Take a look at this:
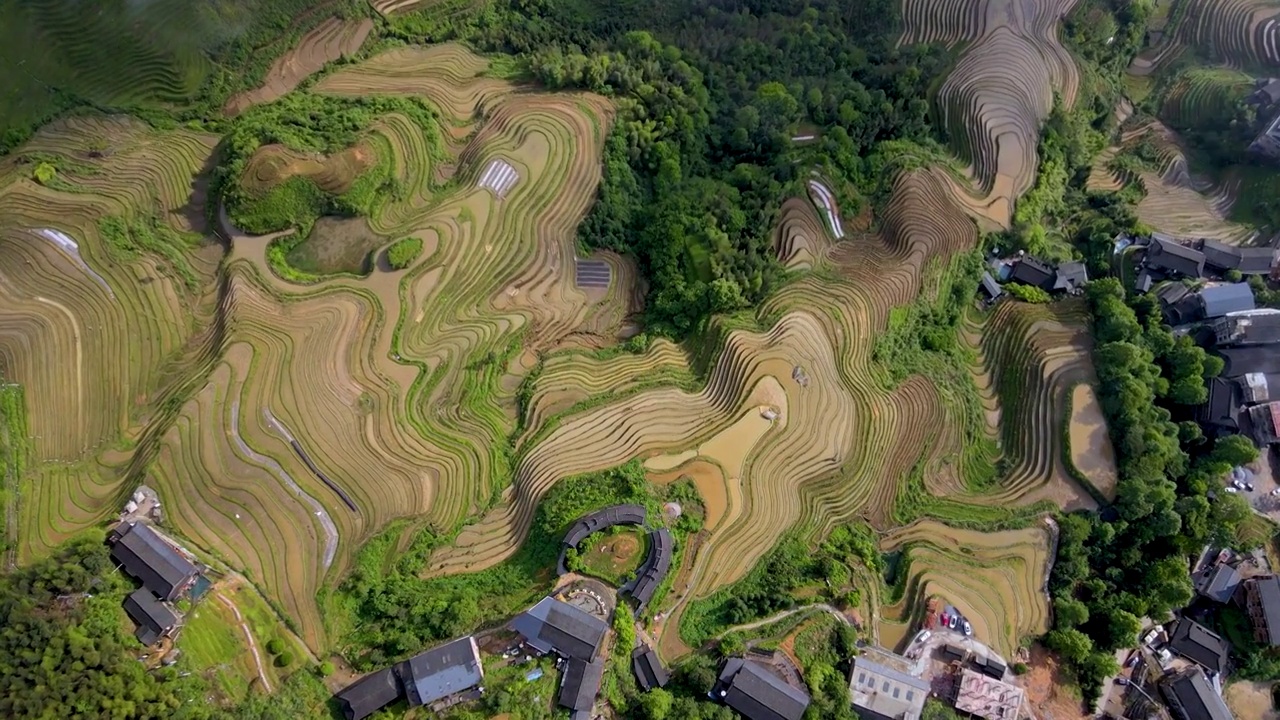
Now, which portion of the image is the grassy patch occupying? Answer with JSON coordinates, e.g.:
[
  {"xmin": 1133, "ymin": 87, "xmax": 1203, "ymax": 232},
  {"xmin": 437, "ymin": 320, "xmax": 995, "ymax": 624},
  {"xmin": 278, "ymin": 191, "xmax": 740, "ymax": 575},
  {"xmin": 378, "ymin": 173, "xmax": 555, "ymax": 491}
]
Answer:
[
  {"xmin": 97, "ymin": 214, "xmax": 201, "ymax": 291},
  {"xmin": 0, "ymin": 381, "xmax": 29, "ymax": 556},
  {"xmin": 576, "ymin": 527, "xmax": 647, "ymax": 585},
  {"xmin": 181, "ymin": 599, "xmax": 253, "ymax": 702},
  {"xmin": 286, "ymin": 216, "xmax": 384, "ymax": 276},
  {"xmin": 386, "ymin": 236, "xmax": 424, "ymax": 270}
]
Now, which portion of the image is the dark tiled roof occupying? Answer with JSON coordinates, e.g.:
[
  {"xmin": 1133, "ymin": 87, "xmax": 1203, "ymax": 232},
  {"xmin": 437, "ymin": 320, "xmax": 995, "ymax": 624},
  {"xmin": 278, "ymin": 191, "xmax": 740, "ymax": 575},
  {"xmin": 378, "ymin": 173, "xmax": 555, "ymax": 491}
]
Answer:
[
  {"xmin": 401, "ymin": 636, "xmax": 484, "ymax": 707},
  {"xmin": 1197, "ymin": 378, "xmax": 1242, "ymax": 430},
  {"xmin": 1194, "ymin": 563, "xmax": 1242, "ymax": 603},
  {"xmin": 1237, "ymin": 247, "xmax": 1276, "ymax": 274},
  {"xmin": 1253, "ymin": 576, "xmax": 1280, "ymax": 646},
  {"xmin": 1214, "ymin": 310, "xmax": 1280, "ymax": 346},
  {"xmin": 1168, "ymin": 618, "xmax": 1229, "ymax": 674},
  {"xmin": 1009, "ymin": 257, "xmax": 1055, "ymax": 290},
  {"xmin": 717, "ymin": 658, "xmax": 811, "ymax": 720},
  {"xmin": 1147, "ymin": 238, "xmax": 1206, "ymax": 278},
  {"xmin": 1053, "ymin": 261, "xmax": 1088, "ymax": 292},
  {"xmin": 1200, "ymin": 283, "xmax": 1256, "ymax": 318},
  {"xmin": 558, "ymin": 656, "xmax": 605, "ymax": 713},
  {"xmin": 1160, "ymin": 667, "xmax": 1233, "ymax": 720},
  {"xmin": 335, "ymin": 667, "xmax": 403, "ymax": 720},
  {"xmin": 110, "ymin": 522, "xmax": 198, "ymax": 601},
  {"xmin": 1155, "ymin": 281, "xmax": 1190, "ymax": 306},
  {"xmin": 512, "ymin": 596, "xmax": 608, "ymax": 661},
  {"xmin": 1199, "ymin": 239, "xmax": 1241, "ymax": 271},
  {"xmin": 1219, "ymin": 345, "xmax": 1280, "ymax": 376},
  {"xmin": 559, "ymin": 504, "xmax": 647, "ymax": 573},
  {"xmin": 122, "ymin": 588, "xmax": 177, "ymax": 646},
  {"xmin": 632, "ymin": 644, "xmax": 669, "ymax": 691},
  {"xmin": 630, "ymin": 527, "xmax": 673, "ymax": 607}
]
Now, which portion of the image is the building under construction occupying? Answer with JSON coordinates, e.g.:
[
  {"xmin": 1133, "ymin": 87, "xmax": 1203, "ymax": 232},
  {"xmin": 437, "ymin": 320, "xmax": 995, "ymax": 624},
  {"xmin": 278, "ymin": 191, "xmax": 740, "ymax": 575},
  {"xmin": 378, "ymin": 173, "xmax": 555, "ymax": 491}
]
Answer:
[{"xmin": 953, "ymin": 668, "xmax": 1025, "ymax": 720}]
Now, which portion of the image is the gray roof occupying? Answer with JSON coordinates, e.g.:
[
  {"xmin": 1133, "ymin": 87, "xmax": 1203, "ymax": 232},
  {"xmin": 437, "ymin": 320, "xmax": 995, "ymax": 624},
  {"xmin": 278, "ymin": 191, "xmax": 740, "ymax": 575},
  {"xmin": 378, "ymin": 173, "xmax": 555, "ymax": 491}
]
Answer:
[
  {"xmin": 632, "ymin": 644, "xmax": 669, "ymax": 691},
  {"xmin": 630, "ymin": 527, "xmax": 673, "ymax": 607},
  {"xmin": 1214, "ymin": 310, "xmax": 1280, "ymax": 346},
  {"xmin": 402, "ymin": 636, "xmax": 484, "ymax": 707},
  {"xmin": 980, "ymin": 272, "xmax": 1003, "ymax": 299},
  {"xmin": 335, "ymin": 667, "xmax": 403, "ymax": 720},
  {"xmin": 110, "ymin": 522, "xmax": 198, "ymax": 601},
  {"xmin": 1203, "ymin": 239, "xmax": 1277, "ymax": 274},
  {"xmin": 559, "ymin": 656, "xmax": 605, "ymax": 713},
  {"xmin": 122, "ymin": 588, "xmax": 178, "ymax": 646},
  {"xmin": 559, "ymin": 504, "xmax": 647, "ymax": 573},
  {"xmin": 1194, "ymin": 563, "xmax": 1242, "ymax": 603},
  {"xmin": 1168, "ymin": 618, "xmax": 1229, "ymax": 674},
  {"xmin": 1147, "ymin": 238, "xmax": 1206, "ymax": 278},
  {"xmin": 1200, "ymin": 283, "xmax": 1256, "ymax": 319},
  {"xmin": 850, "ymin": 658, "xmax": 929, "ymax": 720},
  {"xmin": 1196, "ymin": 378, "xmax": 1242, "ymax": 430},
  {"xmin": 717, "ymin": 658, "xmax": 811, "ymax": 720},
  {"xmin": 1156, "ymin": 281, "xmax": 1191, "ymax": 306},
  {"xmin": 1253, "ymin": 575, "xmax": 1280, "ymax": 646},
  {"xmin": 1010, "ymin": 257, "xmax": 1055, "ymax": 289},
  {"xmin": 1053, "ymin": 261, "xmax": 1088, "ymax": 292},
  {"xmin": 1160, "ymin": 667, "xmax": 1233, "ymax": 720},
  {"xmin": 512, "ymin": 596, "xmax": 608, "ymax": 661},
  {"xmin": 1218, "ymin": 345, "xmax": 1280, "ymax": 376}
]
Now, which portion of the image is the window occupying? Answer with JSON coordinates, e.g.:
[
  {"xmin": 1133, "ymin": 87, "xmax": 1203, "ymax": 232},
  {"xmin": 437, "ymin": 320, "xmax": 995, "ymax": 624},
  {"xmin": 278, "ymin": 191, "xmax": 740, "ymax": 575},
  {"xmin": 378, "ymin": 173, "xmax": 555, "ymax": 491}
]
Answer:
[
  {"xmin": 882, "ymin": 681, "xmax": 890, "ymax": 693},
  {"xmin": 892, "ymin": 687, "xmax": 901, "ymax": 699},
  {"xmin": 906, "ymin": 691, "xmax": 915, "ymax": 702},
  {"xmin": 857, "ymin": 672, "xmax": 866, "ymax": 686}
]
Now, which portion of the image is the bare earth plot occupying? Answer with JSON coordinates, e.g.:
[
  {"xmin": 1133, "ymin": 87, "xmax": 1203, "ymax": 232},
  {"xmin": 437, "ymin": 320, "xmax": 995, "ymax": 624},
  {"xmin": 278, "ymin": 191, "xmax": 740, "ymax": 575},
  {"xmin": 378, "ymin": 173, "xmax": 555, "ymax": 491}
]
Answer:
[{"xmin": 1068, "ymin": 384, "xmax": 1118, "ymax": 502}]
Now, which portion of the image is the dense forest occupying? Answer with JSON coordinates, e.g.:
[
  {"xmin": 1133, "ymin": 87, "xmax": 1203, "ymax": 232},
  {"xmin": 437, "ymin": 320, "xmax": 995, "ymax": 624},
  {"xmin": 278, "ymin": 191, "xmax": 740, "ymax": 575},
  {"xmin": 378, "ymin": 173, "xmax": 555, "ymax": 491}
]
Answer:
[{"xmin": 391, "ymin": 0, "xmax": 944, "ymax": 335}]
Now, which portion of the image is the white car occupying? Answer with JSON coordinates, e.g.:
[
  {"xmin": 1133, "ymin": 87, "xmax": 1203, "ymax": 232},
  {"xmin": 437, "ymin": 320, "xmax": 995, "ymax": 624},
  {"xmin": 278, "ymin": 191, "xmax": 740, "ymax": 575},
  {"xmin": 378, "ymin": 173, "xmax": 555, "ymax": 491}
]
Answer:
[
  {"xmin": 963, "ymin": 621, "xmax": 972, "ymax": 636},
  {"xmin": 1225, "ymin": 487, "xmax": 1239, "ymax": 493}
]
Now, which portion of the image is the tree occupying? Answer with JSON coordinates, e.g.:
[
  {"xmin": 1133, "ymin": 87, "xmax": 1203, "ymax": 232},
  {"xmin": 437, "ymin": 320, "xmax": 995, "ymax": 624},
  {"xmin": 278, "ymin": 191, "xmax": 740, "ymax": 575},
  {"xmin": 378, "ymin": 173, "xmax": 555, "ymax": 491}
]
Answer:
[
  {"xmin": 386, "ymin": 237, "xmax": 424, "ymax": 270},
  {"xmin": 274, "ymin": 651, "xmax": 294, "ymax": 668},
  {"xmin": 640, "ymin": 688, "xmax": 675, "ymax": 719},
  {"xmin": 1054, "ymin": 597, "xmax": 1090, "ymax": 628},
  {"xmin": 266, "ymin": 638, "xmax": 285, "ymax": 655},
  {"xmin": 1211, "ymin": 435, "xmax": 1259, "ymax": 468},
  {"xmin": 1045, "ymin": 627, "xmax": 1093, "ymax": 663}
]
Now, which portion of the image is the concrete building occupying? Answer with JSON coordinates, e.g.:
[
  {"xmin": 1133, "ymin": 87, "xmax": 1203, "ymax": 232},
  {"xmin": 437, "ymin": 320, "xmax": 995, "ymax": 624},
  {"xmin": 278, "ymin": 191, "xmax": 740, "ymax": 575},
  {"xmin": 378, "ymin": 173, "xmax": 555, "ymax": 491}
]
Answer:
[
  {"xmin": 848, "ymin": 657, "xmax": 929, "ymax": 720},
  {"xmin": 953, "ymin": 668, "xmax": 1025, "ymax": 720}
]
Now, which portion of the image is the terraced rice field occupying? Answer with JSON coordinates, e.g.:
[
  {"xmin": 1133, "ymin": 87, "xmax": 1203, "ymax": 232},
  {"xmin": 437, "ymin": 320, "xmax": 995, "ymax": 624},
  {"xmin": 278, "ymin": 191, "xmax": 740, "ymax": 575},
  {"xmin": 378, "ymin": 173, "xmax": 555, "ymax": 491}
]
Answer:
[
  {"xmin": 878, "ymin": 519, "xmax": 1052, "ymax": 657},
  {"xmin": 1088, "ymin": 120, "xmax": 1256, "ymax": 242},
  {"xmin": 1132, "ymin": 0, "xmax": 1280, "ymax": 74},
  {"xmin": 1067, "ymin": 385, "xmax": 1117, "ymax": 501},
  {"xmin": 2, "ymin": 31, "xmax": 1100, "ymax": 659},
  {"xmin": 900, "ymin": 0, "xmax": 1080, "ymax": 224},
  {"xmin": 225, "ymin": 18, "xmax": 374, "ymax": 115}
]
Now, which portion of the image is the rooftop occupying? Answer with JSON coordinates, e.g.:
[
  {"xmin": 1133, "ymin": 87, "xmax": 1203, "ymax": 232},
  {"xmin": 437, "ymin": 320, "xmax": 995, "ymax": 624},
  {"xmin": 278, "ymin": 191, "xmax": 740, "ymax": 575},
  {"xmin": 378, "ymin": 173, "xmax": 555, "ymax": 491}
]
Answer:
[
  {"xmin": 1147, "ymin": 238, "xmax": 1206, "ymax": 278},
  {"xmin": 849, "ymin": 657, "xmax": 929, "ymax": 720},
  {"xmin": 953, "ymin": 668, "xmax": 1025, "ymax": 720},
  {"xmin": 1167, "ymin": 618, "xmax": 1230, "ymax": 674},
  {"xmin": 1053, "ymin": 261, "xmax": 1089, "ymax": 292},
  {"xmin": 1194, "ymin": 563, "xmax": 1242, "ymax": 604},
  {"xmin": 1249, "ymin": 575, "xmax": 1280, "ymax": 646},
  {"xmin": 716, "ymin": 658, "xmax": 811, "ymax": 720},
  {"xmin": 109, "ymin": 522, "xmax": 199, "ymax": 601},
  {"xmin": 1160, "ymin": 666, "xmax": 1233, "ymax": 720},
  {"xmin": 559, "ymin": 656, "xmax": 606, "ymax": 714},
  {"xmin": 122, "ymin": 588, "xmax": 178, "ymax": 646},
  {"xmin": 335, "ymin": 667, "xmax": 403, "ymax": 720},
  {"xmin": 1213, "ymin": 309, "xmax": 1280, "ymax": 347},
  {"xmin": 1200, "ymin": 283, "xmax": 1256, "ymax": 319},
  {"xmin": 632, "ymin": 644, "xmax": 669, "ymax": 691},
  {"xmin": 401, "ymin": 636, "xmax": 484, "ymax": 707},
  {"xmin": 511, "ymin": 596, "xmax": 609, "ymax": 661},
  {"xmin": 629, "ymin": 527, "xmax": 673, "ymax": 607},
  {"xmin": 1009, "ymin": 256, "xmax": 1055, "ymax": 290},
  {"xmin": 559, "ymin": 504, "xmax": 647, "ymax": 573}
]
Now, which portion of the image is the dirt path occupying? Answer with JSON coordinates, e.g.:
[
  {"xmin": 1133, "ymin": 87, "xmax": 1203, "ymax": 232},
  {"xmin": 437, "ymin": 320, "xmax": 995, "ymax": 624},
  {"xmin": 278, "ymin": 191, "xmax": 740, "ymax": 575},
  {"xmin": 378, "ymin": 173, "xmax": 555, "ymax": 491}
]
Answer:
[
  {"xmin": 216, "ymin": 590, "xmax": 272, "ymax": 693},
  {"xmin": 717, "ymin": 603, "xmax": 853, "ymax": 638}
]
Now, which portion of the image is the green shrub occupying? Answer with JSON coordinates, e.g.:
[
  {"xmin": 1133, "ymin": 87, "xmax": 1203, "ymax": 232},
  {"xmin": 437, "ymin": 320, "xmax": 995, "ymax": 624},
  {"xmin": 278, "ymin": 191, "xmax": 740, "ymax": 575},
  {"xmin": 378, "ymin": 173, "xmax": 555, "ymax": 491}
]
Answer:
[
  {"xmin": 387, "ymin": 237, "xmax": 424, "ymax": 269},
  {"xmin": 274, "ymin": 651, "xmax": 294, "ymax": 668},
  {"xmin": 319, "ymin": 661, "xmax": 335, "ymax": 676},
  {"xmin": 265, "ymin": 638, "xmax": 285, "ymax": 655},
  {"xmin": 1004, "ymin": 283, "xmax": 1051, "ymax": 304},
  {"xmin": 1012, "ymin": 662, "xmax": 1028, "ymax": 675},
  {"xmin": 33, "ymin": 163, "xmax": 56, "ymax": 185}
]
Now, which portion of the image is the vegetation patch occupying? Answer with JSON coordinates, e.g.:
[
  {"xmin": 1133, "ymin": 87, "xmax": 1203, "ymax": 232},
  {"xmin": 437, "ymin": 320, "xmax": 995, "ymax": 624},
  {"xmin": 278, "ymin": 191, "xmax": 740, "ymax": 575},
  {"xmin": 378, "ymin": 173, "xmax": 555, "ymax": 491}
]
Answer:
[{"xmin": 386, "ymin": 236, "xmax": 425, "ymax": 270}]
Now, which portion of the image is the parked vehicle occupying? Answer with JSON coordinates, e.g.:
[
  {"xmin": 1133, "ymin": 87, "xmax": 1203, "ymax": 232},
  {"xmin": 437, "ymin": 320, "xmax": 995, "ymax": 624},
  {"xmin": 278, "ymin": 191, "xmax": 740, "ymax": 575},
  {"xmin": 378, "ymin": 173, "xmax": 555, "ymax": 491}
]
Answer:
[
  {"xmin": 948, "ymin": 615, "xmax": 958, "ymax": 630},
  {"xmin": 1245, "ymin": 483, "xmax": 1255, "ymax": 492},
  {"xmin": 1116, "ymin": 678, "xmax": 1129, "ymax": 686},
  {"xmin": 1226, "ymin": 487, "xmax": 1239, "ymax": 493},
  {"xmin": 963, "ymin": 621, "xmax": 972, "ymax": 636},
  {"xmin": 940, "ymin": 613, "xmax": 949, "ymax": 627}
]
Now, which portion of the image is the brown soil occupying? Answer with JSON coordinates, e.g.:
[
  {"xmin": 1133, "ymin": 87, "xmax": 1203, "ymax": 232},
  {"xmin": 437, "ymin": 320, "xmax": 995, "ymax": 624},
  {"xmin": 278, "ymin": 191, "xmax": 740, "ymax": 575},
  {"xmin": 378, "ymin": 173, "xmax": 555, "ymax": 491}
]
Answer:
[
  {"xmin": 225, "ymin": 19, "xmax": 374, "ymax": 115},
  {"xmin": 1225, "ymin": 680, "xmax": 1279, "ymax": 720},
  {"xmin": 1067, "ymin": 384, "xmax": 1118, "ymax": 500},
  {"xmin": 1021, "ymin": 645, "xmax": 1089, "ymax": 720},
  {"xmin": 648, "ymin": 460, "xmax": 729, "ymax": 530}
]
